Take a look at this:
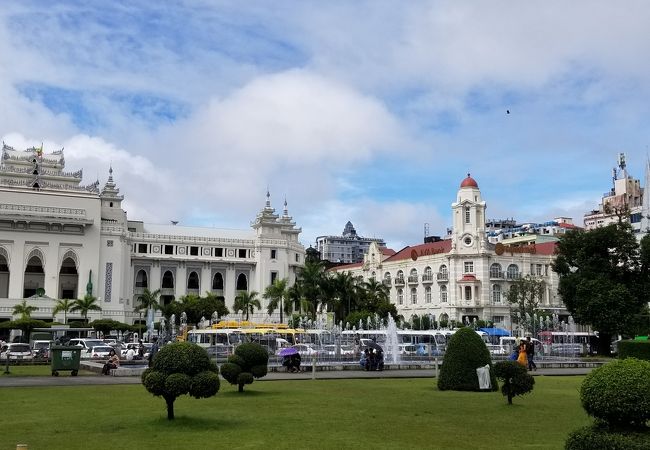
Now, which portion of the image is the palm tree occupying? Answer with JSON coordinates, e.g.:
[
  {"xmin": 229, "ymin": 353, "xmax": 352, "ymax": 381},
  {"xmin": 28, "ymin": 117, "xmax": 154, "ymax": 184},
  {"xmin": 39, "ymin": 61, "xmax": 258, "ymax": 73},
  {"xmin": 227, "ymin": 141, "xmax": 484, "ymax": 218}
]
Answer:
[
  {"xmin": 135, "ymin": 288, "xmax": 161, "ymax": 313},
  {"xmin": 361, "ymin": 278, "xmax": 390, "ymax": 311},
  {"xmin": 71, "ymin": 294, "xmax": 102, "ymax": 323},
  {"xmin": 52, "ymin": 298, "xmax": 74, "ymax": 324},
  {"xmin": 330, "ymin": 271, "xmax": 361, "ymax": 321},
  {"xmin": 13, "ymin": 299, "xmax": 37, "ymax": 320},
  {"xmin": 263, "ymin": 278, "xmax": 289, "ymax": 323},
  {"xmin": 296, "ymin": 260, "xmax": 327, "ymax": 319},
  {"xmin": 233, "ymin": 291, "xmax": 261, "ymax": 321}
]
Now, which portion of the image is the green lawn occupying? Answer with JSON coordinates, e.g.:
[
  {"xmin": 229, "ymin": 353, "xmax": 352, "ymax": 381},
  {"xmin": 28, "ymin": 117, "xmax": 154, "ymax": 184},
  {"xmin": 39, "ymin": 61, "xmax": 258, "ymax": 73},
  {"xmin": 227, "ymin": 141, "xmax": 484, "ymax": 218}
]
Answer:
[
  {"xmin": 1, "ymin": 364, "xmax": 94, "ymax": 377},
  {"xmin": 1, "ymin": 377, "xmax": 589, "ymax": 450}
]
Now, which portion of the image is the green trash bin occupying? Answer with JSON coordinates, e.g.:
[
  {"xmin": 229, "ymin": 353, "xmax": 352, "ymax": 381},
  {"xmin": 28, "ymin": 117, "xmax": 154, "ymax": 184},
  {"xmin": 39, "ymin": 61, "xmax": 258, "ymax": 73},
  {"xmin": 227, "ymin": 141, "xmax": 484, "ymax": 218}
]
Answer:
[{"xmin": 50, "ymin": 346, "xmax": 82, "ymax": 376}]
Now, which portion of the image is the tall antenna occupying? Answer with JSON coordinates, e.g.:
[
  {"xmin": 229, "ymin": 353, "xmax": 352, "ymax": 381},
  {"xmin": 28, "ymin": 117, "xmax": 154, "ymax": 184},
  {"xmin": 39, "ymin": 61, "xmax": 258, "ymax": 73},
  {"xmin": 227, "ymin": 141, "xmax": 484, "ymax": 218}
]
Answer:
[{"xmin": 424, "ymin": 222, "xmax": 430, "ymax": 239}]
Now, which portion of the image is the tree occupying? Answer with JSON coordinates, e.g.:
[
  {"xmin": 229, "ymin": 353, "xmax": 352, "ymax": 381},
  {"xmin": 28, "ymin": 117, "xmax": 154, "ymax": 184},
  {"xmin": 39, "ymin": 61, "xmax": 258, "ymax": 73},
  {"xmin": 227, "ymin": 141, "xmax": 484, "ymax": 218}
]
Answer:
[
  {"xmin": 13, "ymin": 299, "xmax": 37, "ymax": 320},
  {"xmin": 135, "ymin": 288, "xmax": 161, "ymax": 314},
  {"xmin": 220, "ymin": 342, "xmax": 269, "ymax": 392},
  {"xmin": 0, "ymin": 319, "xmax": 50, "ymax": 343},
  {"xmin": 52, "ymin": 298, "xmax": 74, "ymax": 324},
  {"xmin": 359, "ymin": 278, "xmax": 390, "ymax": 312},
  {"xmin": 233, "ymin": 291, "xmax": 261, "ymax": 321},
  {"xmin": 493, "ymin": 361, "xmax": 535, "ymax": 404},
  {"xmin": 141, "ymin": 342, "xmax": 220, "ymax": 420},
  {"xmin": 70, "ymin": 294, "xmax": 102, "ymax": 322},
  {"xmin": 90, "ymin": 319, "xmax": 129, "ymax": 338},
  {"xmin": 505, "ymin": 276, "xmax": 545, "ymax": 333},
  {"xmin": 553, "ymin": 224, "xmax": 650, "ymax": 354},
  {"xmin": 295, "ymin": 260, "xmax": 326, "ymax": 320},
  {"xmin": 263, "ymin": 278, "xmax": 289, "ymax": 323}
]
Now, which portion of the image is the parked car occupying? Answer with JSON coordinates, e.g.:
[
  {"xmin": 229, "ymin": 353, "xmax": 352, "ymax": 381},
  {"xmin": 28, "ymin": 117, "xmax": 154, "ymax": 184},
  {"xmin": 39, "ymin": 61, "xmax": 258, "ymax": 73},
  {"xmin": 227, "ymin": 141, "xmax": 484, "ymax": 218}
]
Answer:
[
  {"xmin": 68, "ymin": 339, "xmax": 105, "ymax": 351},
  {"xmin": 86, "ymin": 345, "xmax": 115, "ymax": 359},
  {"xmin": 206, "ymin": 344, "xmax": 231, "ymax": 358},
  {"xmin": 291, "ymin": 344, "xmax": 322, "ymax": 357},
  {"xmin": 321, "ymin": 344, "xmax": 355, "ymax": 356},
  {"xmin": 31, "ymin": 340, "xmax": 51, "ymax": 358},
  {"xmin": 121, "ymin": 342, "xmax": 151, "ymax": 359},
  {"xmin": 0, "ymin": 343, "xmax": 34, "ymax": 361}
]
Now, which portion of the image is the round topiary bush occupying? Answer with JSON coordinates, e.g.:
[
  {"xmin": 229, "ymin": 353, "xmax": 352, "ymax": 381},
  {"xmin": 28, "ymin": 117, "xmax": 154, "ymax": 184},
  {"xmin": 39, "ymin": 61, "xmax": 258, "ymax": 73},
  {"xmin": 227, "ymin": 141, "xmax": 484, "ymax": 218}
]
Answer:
[
  {"xmin": 220, "ymin": 342, "xmax": 269, "ymax": 392},
  {"xmin": 494, "ymin": 360, "xmax": 535, "ymax": 404},
  {"xmin": 141, "ymin": 341, "xmax": 220, "ymax": 420},
  {"xmin": 580, "ymin": 358, "xmax": 650, "ymax": 428},
  {"xmin": 437, "ymin": 327, "xmax": 498, "ymax": 391},
  {"xmin": 566, "ymin": 425, "xmax": 650, "ymax": 450}
]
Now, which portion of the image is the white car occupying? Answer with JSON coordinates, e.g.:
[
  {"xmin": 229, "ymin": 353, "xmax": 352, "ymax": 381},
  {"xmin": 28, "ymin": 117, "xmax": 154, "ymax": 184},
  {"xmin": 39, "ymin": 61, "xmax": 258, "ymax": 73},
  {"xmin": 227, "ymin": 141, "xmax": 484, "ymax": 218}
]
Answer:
[
  {"xmin": 291, "ymin": 344, "xmax": 321, "ymax": 357},
  {"xmin": 0, "ymin": 343, "xmax": 34, "ymax": 361},
  {"xmin": 86, "ymin": 345, "xmax": 115, "ymax": 359},
  {"xmin": 68, "ymin": 339, "xmax": 105, "ymax": 351}
]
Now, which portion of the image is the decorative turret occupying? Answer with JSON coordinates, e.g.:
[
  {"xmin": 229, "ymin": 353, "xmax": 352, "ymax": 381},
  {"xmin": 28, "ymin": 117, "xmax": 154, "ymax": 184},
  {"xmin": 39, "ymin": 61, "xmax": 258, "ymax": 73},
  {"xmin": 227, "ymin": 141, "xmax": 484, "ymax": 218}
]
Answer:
[
  {"xmin": 100, "ymin": 166, "xmax": 127, "ymax": 225},
  {"xmin": 100, "ymin": 166, "xmax": 124, "ymax": 203},
  {"xmin": 450, "ymin": 173, "xmax": 487, "ymax": 254}
]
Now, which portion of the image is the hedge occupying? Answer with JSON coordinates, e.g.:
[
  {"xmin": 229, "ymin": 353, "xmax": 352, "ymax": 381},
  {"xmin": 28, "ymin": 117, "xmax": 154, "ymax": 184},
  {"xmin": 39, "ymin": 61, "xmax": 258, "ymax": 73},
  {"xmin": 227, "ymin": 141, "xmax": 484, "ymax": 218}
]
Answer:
[
  {"xmin": 566, "ymin": 425, "xmax": 650, "ymax": 450},
  {"xmin": 617, "ymin": 340, "xmax": 650, "ymax": 361}
]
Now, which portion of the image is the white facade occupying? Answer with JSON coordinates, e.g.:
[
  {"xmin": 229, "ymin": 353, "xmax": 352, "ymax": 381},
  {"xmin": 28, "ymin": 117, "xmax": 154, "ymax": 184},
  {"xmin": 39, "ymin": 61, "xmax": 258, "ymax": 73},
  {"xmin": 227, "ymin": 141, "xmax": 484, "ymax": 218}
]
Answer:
[
  {"xmin": 0, "ymin": 144, "xmax": 305, "ymax": 325},
  {"xmin": 332, "ymin": 175, "xmax": 566, "ymax": 328}
]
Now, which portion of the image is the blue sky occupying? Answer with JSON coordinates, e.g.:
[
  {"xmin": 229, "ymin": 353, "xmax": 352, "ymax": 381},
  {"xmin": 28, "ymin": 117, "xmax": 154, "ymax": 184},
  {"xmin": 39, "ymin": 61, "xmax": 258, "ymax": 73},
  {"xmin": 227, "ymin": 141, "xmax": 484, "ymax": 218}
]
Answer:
[{"xmin": 1, "ymin": 1, "xmax": 649, "ymax": 249}]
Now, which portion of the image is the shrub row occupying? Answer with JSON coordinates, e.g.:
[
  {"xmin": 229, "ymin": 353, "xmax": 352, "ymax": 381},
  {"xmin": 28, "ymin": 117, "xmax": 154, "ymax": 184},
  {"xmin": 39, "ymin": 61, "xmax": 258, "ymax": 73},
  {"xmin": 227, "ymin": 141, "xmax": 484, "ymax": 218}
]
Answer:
[
  {"xmin": 566, "ymin": 425, "xmax": 650, "ymax": 450},
  {"xmin": 617, "ymin": 340, "xmax": 650, "ymax": 361}
]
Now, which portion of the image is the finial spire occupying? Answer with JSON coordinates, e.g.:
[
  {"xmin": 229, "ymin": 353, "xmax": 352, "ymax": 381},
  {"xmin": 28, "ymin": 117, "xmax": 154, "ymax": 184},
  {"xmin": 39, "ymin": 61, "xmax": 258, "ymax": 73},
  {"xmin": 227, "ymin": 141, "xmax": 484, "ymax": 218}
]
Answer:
[
  {"xmin": 283, "ymin": 197, "xmax": 288, "ymax": 216},
  {"xmin": 265, "ymin": 188, "xmax": 271, "ymax": 208}
]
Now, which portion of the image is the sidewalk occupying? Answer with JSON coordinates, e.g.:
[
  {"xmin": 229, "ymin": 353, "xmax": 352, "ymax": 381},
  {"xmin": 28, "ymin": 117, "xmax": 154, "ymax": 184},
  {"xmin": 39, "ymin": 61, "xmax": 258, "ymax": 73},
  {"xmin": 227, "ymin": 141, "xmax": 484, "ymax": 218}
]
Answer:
[{"xmin": 0, "ymin": 367, "xmax": 593, "ymax": 388}]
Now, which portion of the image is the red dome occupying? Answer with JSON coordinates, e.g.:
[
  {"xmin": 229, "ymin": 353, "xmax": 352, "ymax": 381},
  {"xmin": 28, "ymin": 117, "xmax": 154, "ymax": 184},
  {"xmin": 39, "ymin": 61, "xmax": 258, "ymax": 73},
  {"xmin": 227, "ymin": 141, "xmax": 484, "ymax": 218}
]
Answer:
[{"xmin": 460, "ymin": 173, "xmax": 478, "ymax": 188}]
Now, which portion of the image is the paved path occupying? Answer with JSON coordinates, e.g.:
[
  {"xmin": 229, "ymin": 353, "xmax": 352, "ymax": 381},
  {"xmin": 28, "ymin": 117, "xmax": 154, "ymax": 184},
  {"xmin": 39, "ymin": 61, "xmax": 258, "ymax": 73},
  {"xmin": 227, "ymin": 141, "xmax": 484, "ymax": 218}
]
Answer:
[{"xmin": 0, "ymin": 367, "xmax": 593, "ymax": 388}]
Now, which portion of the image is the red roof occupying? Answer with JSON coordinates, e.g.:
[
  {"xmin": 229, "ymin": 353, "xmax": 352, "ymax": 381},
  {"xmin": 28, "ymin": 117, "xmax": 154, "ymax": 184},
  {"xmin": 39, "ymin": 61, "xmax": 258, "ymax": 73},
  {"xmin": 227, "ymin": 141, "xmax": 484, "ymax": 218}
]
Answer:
[
  {"xmin": 384, "ymin": 240, "xmax": 452, "ymax": 262},
  {"xmin": 326, "ymin": 262, "xmax": 363, "ymax": 272},
  {"xmin": 381, "ymin": 248, "xmax": 396, "ymax": 256},
  {"xmin": 460, "ymin": 174, "xmax": 478, "ymax": 188},
  {"xmin": 534, "ymin": 241, "xmax": 557, "ymax": 255},
  {"xmin": 558, "ymin": 222, "xmax": 580, "ymax": 229},
  {"xmin": 459, "ymin": 274, "xmax": 477, "ymax": 282}
]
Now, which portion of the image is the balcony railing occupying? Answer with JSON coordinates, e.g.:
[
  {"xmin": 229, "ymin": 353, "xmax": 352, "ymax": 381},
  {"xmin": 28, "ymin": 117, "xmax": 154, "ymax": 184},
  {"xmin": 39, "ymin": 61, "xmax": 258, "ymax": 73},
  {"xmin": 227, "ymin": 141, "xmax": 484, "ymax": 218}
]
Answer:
[
  {"xmin": 506, "ymin": 273, "xmax": 521, "ymax": 280},
  {"xmin": 421, "ymin": 274, "xmax": 433, "ymax": 283},
  {"xmin": 437, "ymin": 272, "xmax": 449, "ymax": 281},
  {"xmin": 489, "ymin": 270, "xmax": 504, "ymax": 279},
  {"xmin": 394, "ymin": 277, "xmax": 405, "ymax": 286},
  {"xmin": 407, "ymin": 276, "xmax": 419, "ymax": 284},
  {"xmin": 382, "ymin": 279, "xmax": 391, "ymax": 286}
]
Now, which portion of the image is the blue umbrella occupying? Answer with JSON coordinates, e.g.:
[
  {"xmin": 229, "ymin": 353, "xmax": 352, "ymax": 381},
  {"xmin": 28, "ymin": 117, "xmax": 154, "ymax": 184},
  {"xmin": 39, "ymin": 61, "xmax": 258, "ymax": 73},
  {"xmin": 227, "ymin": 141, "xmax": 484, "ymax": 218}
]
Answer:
[{"xmin": 279, "ymin": 347, "xmax": 299, "ymax": 356}]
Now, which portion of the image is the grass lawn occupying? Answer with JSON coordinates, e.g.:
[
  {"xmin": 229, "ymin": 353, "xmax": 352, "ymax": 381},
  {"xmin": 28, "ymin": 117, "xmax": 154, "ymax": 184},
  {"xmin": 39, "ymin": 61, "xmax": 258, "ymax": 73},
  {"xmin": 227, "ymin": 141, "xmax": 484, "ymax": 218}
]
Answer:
[
  {"xmin": 1, "ymin": 364, "xmax": 94, "ymax": 377},
  {"xmin": 0, "ymin": 376, "xmax": 589, "ymax": 450}
]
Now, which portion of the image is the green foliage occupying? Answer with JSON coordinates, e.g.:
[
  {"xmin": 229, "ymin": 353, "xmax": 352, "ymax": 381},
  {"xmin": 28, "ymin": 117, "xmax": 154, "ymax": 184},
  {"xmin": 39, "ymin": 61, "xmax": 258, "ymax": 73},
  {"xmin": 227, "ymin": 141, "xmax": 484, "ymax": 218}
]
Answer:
[
  {"xmin": 233, "ymin": 291, "xmax": 261, "ymax": 321},
  {"xmin": 553, "ymin": 224, "xmax": 650, "ymax": 352},
  {"xmin": 220, "ymin": 343, "xmax": 269, "ymax": 392},
  {"xmin": 566, "ymin": 425, "xmax": 650, "ymax": 450},
  {"xmin": 494, "ymin": 361, "xmax": 535, "ymax": 404},
  {"xmin": 506, "ymin": 276, "xmax": 545, "ymax": 332},
  {"xmin": 617, "ymin": 340, "xmax": 650, "ymax": 361},
  {"xmin": 264, "ymin": 278, "xmax": 290, "ymax": 321},
  {"xmin": 90, "ymin": 319, "xmax": 130, "ymax": 336},
  {"xmin": 141, "ymin": 341, "xmax": 219, "ymax": 419},
  {"xmin": 159, "ymin": 293, "xmax": 229, "ymax": 327},
  {"xmin": 437, "ymin": 327, "xmax": 497, "ymax": 391},
  {"xmin": 70, "ymin": 294, "xmax": 102, "ymax": 320},
  {"xmin": 0, "ymin": 319, "xmax": 50, "ymax": 342},
  {"xmin": 12, "ymin": 299, "xmax": 37, "ymax": 320},
  {"xmin": 580, "ymin": 358, "xmax": 650, "ymax": 428}
]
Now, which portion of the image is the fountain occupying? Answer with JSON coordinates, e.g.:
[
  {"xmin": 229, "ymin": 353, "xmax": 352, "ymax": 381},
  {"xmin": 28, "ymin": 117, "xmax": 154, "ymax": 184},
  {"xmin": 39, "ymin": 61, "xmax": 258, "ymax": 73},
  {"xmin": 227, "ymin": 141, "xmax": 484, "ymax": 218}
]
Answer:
[
  {"xmin": 170, "ymin": 314, "xmax": 177, "ymax": 340},
  {"xmin": 384, "ymin": 314, "xmax": 401, "ymax": 365}
]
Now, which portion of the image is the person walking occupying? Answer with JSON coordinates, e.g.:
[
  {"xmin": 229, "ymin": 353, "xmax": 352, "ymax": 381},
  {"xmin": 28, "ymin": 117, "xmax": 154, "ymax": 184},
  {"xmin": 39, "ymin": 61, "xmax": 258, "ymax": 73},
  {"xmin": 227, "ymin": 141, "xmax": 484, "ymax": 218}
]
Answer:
[
  {"xmin": 525, "ymin": 336, "xmax": 537, "ymax": 371},
  {"xmin": 148, "ymin": 337, "xmax": 159, "ymax": 367},
  {"xmin": 516, "ymin": 340, "xmax": 528, "ymax": 368}
]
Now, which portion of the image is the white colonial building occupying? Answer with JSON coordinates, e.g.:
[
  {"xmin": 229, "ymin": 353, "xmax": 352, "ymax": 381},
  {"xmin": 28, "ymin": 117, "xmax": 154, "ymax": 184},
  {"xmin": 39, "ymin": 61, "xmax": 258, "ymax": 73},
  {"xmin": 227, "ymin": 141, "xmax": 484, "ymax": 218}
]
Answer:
[
  {"xmin": 331, "ymin": 175, "xmax": 567, "ymax": 329},
  {"xmin": 0, "ymin": 143, "xmax": 305, "ymax": 327}
]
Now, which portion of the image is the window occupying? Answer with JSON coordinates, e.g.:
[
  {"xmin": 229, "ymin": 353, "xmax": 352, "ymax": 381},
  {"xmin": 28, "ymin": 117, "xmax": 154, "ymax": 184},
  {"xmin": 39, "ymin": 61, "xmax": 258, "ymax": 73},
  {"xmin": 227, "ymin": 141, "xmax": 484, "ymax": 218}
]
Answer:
[
  {"xmin": 464, "ymin": 261, "xmax": 474, "ymax": 273},
  {"xmin": 489, "ymin": 263, "xmax": 502, "ymax": 278},
  {"xmin": 187, "ymin": 272, "xmax": 200, "ymax": 290},
  {"xmin": 106, "ymin": 240, "xmax": 113, "ymax": 247},
  {"xmin": 507, "ymin": 264, "xmax": 519, "ymax": 279},
  {"xmin": 212, "ymin": 272, "xmax": 224, "ymax": 290},
  {"xmin": 271, "ymin": 271, "xmax": 278, "ymax": 284},
  {"xmin": 464, "ymin": 286, "xmax": 472, "ymax": 301},
  {"xmin": 536, "ymin": 264, "xmax": 543, "ymax": 276},
  {"xmin": 137, "ymin": 244, "xmax": 147, "ymax": 253},
  {"xmin": 398, "ymin": 289, "xmax": 404, "ymax": 305},
  {"xmin": 425, "ymin": 286, "xmax": 432, "ymax": 303},
  {"xmin": 164, "ymin": 245, "xmax": 174, "ymax": 255},
  {"xmin": 135, "ymin": 270, "xmax": 148, "ymax": 288},
  {"xmin": 295, "ymin": 253, "xmax": 300, "ymax": 263},
  {"xmin": 440, "ymin": 285, "xmax": 447, "ymax": 303},
  {"xmin": 215, "ymin": 248, "xmax": 223, "ymax": 257},
  {"xmin": 190, "ymin": 246, "xmax": 199, "ymax": 256},
  {"xmin": 464, "ymin": 206, "xmax": 471, "ymax": 224},
  {"xmin": 492, "ymin": 284, "xmax": 501, "ymax": 303},
  {"xmin": 271, "ymin": 249, "xmax": 277, "ymax": 259},
  {"xmin": 411, "ymin": 288, "xmax": 417, "ymax": 304},
  {"xmin": 238, "ymin": 249, "xmax": 247, "ymax": 258}
]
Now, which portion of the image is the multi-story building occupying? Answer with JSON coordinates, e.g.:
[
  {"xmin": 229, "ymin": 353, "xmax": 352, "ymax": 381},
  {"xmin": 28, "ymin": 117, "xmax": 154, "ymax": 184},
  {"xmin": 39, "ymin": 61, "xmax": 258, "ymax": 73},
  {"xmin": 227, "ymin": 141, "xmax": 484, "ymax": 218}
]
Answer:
[
  {"xmin": 316, "ymin": 221, "xmax": 386, "ymax": 264},
  {"xmin": 330, "ymin": 175, "xmax": 567, "ymax": 329},
  {"xmin": 0, "ymin": 143, "xmax": 305, "ymax": 327},
  {"xmin": 584, "ymin": 153, "xmax": 645, "ymax": 235},
  {"xmin": 487, "ymin": 217, "xmax": 579, "ymax": 246}
]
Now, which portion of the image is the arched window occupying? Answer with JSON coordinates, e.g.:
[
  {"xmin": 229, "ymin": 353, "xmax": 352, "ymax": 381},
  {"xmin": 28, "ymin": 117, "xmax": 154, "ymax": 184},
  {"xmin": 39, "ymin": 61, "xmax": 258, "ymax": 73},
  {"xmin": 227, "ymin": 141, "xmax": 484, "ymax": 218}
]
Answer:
[
  {"xmin": 396, "ymin": 270, "xmax": 404, "ymax": 284},
  {"xmin": 464, "ymin": 206, "xmax": 471, "ymax": 224},
  {"xmin": 425, "ymin": 286, "xmax": 432, "ymax": 303},
  {"xmin": 507, "ymin": 264, "xmax": 519, "ymax": 280},
  {"xmin": 212, "ymin": 272, "xmax": 224, "ymax": 290},
  {"xmin": 410, "ymin": 288, "xmax": 417, "ymax": 304},
  {"xmin": 187, "ymin": 271, "xmax": 200, "ymax": 290},
  {"xmin": 408, "ymin": 268, "xmax": 418, "ymax": 283},
  {"xmin": 438, "ymin": 264, "xmax": 448, "ymax": 281},
  {"xmin": 489, "ymin": 263, "xmax": 502, "ymax": 278},
  {"xmin": 236, "ymin": 273, "xmax": 248, "ymax": 291},
  {"xmin": 397, "ymin": 288, "xmax": 403, "ymax": 305},
  {"xmin": 492, "ymin": 284, "xmax": 502, "ymax": 303},
  {"xmin": 58, "ymin": 257, "xmax": 78, "ymax": 299},
  {"xmin": 161, "ymin": 271, "xmax": 174, "ymax": 289},
  {"xmin": 24, "ymin": 253, "xmax": 45, "ymax": 298},
  {"xmin": 0, "ymin": 248, "xmax": 9, "ymax": 298},
  {"xmin": 383, "ymin": 272, "xmax": 391, "ymax": 286},
  {"xmin": 440, "ymin": 285, "xmax": 447, "ymax": 303},
  {"xmin": 135, "ymin": 270, "xmax": 148, "ymax": 288},
  {"xmin": 423, "ymin": 266, "xmax": 433, "ymax": 281}
]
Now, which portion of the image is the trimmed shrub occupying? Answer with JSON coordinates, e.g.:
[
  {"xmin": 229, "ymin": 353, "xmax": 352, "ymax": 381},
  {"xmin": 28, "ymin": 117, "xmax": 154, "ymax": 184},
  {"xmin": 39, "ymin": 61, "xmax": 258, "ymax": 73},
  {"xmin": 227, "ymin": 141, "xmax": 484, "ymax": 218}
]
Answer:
[
  {"xmin": 494, "ymin": 361, "xmax": 535, "ymax": 404},
  {"xmin": 220, "ymin": 342, "xmax": 269, "ymax": 393},
  {"xmin": 437, "ymin": 327, "xmax": 498, "ymax": 391},
  {"xmin": 566, "ymin": 425, "xmax": 650, "ymax": 450},
  {"xmin": 141, "ymin": 341, "xmax": 220, "ymax": 420},
  {"xmin": 580, "ymin": 358, "xmax": 650, "ymax": 428},
  {"xmin": 618, "ymin": 340, "xmax": 650, "ymax": 361}
]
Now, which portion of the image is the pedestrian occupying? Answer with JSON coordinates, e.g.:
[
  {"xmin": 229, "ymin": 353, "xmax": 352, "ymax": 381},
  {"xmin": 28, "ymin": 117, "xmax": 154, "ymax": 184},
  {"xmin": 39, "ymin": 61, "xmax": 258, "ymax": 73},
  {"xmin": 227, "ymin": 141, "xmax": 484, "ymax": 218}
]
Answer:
[
  {"xmin": 516, "ymin": 340, "xmax": 528, "ymax": 367},
  {"xmin": 148, "ymin": 337, "xmax": 159, "ymax": 367},
  {"xmin": 102, "ymin": 349, "xmax": 120, "ymax": 375},
  {"xmin": 526, "ymin": 336, "xmax": 537, "ymax": 371},
  {"xmin": 137, "ymin": 339, "xmax": 145, "ymax": 360}
]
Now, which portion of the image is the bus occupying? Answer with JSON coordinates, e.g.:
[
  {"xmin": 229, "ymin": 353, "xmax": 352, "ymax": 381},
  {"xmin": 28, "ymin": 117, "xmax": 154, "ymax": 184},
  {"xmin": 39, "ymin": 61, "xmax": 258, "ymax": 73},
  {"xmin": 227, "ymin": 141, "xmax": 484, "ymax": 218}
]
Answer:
[{"xmin": 537, "ymin": 331, "xmax": 598, "ymax": 356}]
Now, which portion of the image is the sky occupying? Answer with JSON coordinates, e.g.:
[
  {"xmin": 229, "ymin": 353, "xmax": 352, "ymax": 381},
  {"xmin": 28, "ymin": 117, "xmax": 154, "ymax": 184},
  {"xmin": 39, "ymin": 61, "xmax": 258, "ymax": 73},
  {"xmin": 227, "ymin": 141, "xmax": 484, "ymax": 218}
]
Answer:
[{"xmin": 1, "ymin": 1, "xmax": 649, "ymax": 250}]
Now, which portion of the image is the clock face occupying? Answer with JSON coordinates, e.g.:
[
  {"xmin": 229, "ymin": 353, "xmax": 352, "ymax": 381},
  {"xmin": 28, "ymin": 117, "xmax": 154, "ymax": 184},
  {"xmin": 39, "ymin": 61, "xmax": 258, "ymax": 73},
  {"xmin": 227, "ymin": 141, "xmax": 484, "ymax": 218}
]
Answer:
[{"xmin": 463, "ymin": 235, "xmax": 473, "ymax": 247}]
